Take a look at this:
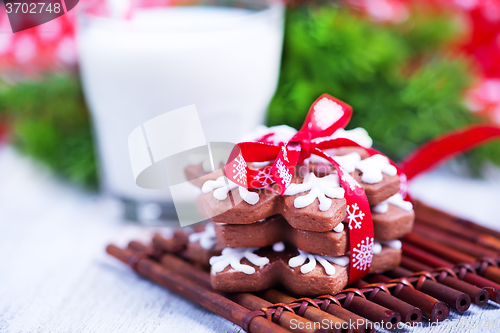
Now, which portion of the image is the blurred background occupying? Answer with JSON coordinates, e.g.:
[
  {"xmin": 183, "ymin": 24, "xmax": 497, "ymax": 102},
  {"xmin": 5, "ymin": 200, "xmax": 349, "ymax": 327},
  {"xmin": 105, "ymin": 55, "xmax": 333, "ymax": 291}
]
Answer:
[
  {"xmin": 1, "ymin": 1, "xmax": 500, "ymax": 331},
  {"xmin": 1, "ymin": 0, "xmax": 500, "ymax": 222}
]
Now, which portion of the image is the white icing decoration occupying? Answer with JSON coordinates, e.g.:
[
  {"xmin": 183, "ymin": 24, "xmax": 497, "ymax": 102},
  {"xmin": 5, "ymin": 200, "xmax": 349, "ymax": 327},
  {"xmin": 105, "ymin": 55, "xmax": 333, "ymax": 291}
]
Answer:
[
  {"xmin": 289, "ymin": 249, "xmax": 348, "ymax": 275},
  {"xmin": 284, "ymin": 173, "xmax": 345, "ymax": 211},
  {"xmin": 333, "ymin": 223, "xmax": 345, "ymax": 233},
  {"xmin": 305, "ymin": 152, "xmax": 361, "ymax": 173},
  {"xmin": 354, "ymin": 154, "xmax": 397, "ymax": 184},
  {"xmin": 311, "ymin": 127, "xmax": 373, "ymax": 148},
  {"xmin": 314, "ymin": 98, "xmax": 344, "ymax": 130},
  {"xmin": 241, "ymin": 124, "xmax": 297, "ymax": 145},
  {"xmin": 272, "ymin": 242, "xmax": 285, "ymax": 252},
  {"xmin": 373, "ymin": 242, "xmax": 382, "ymax": 254},
  {"xmin": 210, "ymin": 247, "xmax": 269, "ymax": 275},
  {"xmin": 372, "ymin": 202, "xmax": 389, "ymax": 214},
  {"xmin": 325, "ymin": 255, "xmax": 350, "ymax": 266},
  {"xmin": 202, "ymin": 176, "xmax": 259, "ymax": 205},
  {"xmin": 381, "ymin": 240, "xmax": 402, "ymax": 250},
  {"xmin": 372, "ymin": 193, "xmax": 413, "ymax": 214},
  {"xmin": 386, "ymin": 193, "xmax": 413, "ymax": 211},
  {"xmin": 188, "ymin": 223, "xmax": 217, "ymax": 250},
  {"xmin": 331, "ymin": 128, "xmax": 373, "ymax": 148}
]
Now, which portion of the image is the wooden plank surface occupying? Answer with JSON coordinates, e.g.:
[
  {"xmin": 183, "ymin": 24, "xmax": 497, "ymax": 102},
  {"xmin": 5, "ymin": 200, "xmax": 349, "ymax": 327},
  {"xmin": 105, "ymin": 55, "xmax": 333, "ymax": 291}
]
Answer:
[{"xmin": 1, "ymin": 146, "xmax": 499, "ymax": 333}]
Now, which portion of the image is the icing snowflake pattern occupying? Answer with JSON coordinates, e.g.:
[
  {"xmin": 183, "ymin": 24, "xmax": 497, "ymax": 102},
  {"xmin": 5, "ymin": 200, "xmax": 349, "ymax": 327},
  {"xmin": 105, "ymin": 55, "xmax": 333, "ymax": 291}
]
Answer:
[
  {"xmin": 232, "ymin": 154, "xmax": 248, "ymax": 184},
  {"xmin": 210, "ymin": 247, "xmax": 269, "ymax": 274},
  {"xmin": 255, "ymin": 167, "xmax": 274, "ymax": 186},
  {"xmin": 284, "ymin": 173, "xmax": 345, "ymax": 211},
  {"xmin": 202, "ymin": 176, "xmax": 259, "ymax": 205},
  {"xmin": 352, "ymin": 237, "xmax": 374, "ymax": 271},
  {"xmin": 313, "ymin": 98, "xmax": 344, "ymax": 130},
  {"xmin": 275, "ymin": 158, "xmax": 292, "ymax": 187},
  {"xmin": 289, "ymin": 249, "xmax": 349, "ymax": 276},
  {"xmin": 188, "ymin": 223, "xmax": 217, "ymax": 250},
  {"xmin": 347, "ymin": 203, "xmax": 365, "ymax": 230}
]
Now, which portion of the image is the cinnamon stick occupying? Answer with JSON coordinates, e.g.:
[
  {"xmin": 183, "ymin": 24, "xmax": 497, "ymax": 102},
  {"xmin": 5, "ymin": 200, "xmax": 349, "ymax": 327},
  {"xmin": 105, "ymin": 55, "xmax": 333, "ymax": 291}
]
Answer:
[
  {"xmin": 152, "ymin": 232, "xmax": 187, "ymax": 253},
  {"xmin": 269, "ymin": 290, "xmax": 374, "ymax": 333},
  {"xmin": 130, "ymin": 241, "xmax": 375, "ymax": 333},
  {"xmin": 403, "ymin": 233, "xmax": 500, "ymax": 284},
  {"xmin": 160, "ymin": 252, "xmax": 336, "ymax": 333},
  {"xmin": 401, "ymin": 255, "xmax": 489, "ymax": 306},
  {"xmin": 257, "ymin": 290, "xmax": 354, "ymax": 333},
  {"xmin": 386, "ymin": 267, "xmax": 471, "ymax": 312},
  {"xmin": 402, "ymin": 242, "xmax": 500, "ymax": 303},
  {"xmin": 414, "ymin": 201, "xmax": 500, "ymax": 252},
  {"xmin": 413, "ymin": 223, "xmax": 498, "ymax": 258},
  {"xmin": 351, "ymin": 280, "xmax": 422, "ymax": 324},
  {"xmin": 365, "ymin": 274, "xmax": 449, "ymax": 322},
  {"xmin": 127, "ymin": 242, "xmax": 330, "ymax": 333},
  {"xmin": 258, "ymin": 289, "xmax": 373, "ymax": 333},
  {"xmin": 106, "ymin": 245, "xmax": 290, "ymax": 333}
]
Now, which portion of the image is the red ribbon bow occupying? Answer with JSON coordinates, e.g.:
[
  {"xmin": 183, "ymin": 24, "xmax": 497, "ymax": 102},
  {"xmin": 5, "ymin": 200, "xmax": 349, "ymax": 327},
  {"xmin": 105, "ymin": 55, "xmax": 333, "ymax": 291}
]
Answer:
[{"xmin": 225, "ymin": 94, "xmax": 406, "ymax": 283}]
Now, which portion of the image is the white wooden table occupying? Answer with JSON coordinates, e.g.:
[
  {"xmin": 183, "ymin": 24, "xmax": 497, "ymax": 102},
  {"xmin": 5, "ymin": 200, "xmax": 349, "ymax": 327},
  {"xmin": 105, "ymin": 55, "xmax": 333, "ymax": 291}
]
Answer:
[{"xmin": 1, "ymin": 146, "xmax": 499, "ymax": 333}]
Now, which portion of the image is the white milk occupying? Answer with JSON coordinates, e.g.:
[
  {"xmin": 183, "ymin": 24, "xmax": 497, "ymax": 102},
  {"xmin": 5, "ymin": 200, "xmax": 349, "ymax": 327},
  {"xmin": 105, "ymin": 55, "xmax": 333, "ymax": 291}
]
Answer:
[{"xmin": 77, "ymin": 4, "xmax": 284, "ymax": 203}]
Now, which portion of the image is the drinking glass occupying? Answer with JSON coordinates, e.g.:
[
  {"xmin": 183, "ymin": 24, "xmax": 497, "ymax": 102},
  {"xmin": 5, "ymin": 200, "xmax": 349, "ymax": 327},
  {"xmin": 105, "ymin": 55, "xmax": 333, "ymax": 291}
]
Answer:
[{"xmin": 77, "ymin": 0, "xmax": 284, "ymax": 222}]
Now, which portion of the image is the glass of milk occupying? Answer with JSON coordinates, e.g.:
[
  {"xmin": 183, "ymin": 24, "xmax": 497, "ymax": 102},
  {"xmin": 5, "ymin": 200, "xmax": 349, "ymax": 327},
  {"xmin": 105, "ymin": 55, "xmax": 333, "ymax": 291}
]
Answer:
[{"xmin": 77, "ymin": 0, "xmax": 284, "ymax": 222}]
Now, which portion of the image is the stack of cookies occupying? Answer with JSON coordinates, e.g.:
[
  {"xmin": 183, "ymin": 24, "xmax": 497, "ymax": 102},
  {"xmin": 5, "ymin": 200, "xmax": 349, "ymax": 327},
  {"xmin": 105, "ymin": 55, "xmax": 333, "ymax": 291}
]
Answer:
[{"xmin": 185, "ymin": 126, "xmax": 414, "ymax": 296}]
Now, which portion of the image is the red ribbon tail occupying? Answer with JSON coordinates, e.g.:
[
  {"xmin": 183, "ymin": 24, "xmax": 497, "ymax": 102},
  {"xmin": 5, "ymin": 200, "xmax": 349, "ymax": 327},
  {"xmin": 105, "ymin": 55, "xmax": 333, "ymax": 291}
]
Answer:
[{"xmin": 400, "ymin": 125, "xmax": 500, "ymax": 180}]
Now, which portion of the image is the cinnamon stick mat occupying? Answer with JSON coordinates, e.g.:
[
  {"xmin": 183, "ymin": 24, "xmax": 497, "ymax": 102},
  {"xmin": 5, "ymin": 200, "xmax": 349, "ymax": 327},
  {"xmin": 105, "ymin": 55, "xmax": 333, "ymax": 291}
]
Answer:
[{"xmin": 106, "ymin": 201, "xmax": 500, "ymax": 333}]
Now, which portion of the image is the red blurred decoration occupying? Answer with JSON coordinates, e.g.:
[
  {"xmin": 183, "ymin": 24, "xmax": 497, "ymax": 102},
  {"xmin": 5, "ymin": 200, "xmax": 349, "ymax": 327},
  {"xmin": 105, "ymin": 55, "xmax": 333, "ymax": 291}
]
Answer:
[
  {"xmin": 456, "ymin": 0, "xmax": 500, "ymax": 124},
  {"xmin": 0, "ymin": 1, "xmax": 79, "ymax": 74},
  {"xmin": 354, "ymin": 0, "xmax": 500, "ymax": 124}
]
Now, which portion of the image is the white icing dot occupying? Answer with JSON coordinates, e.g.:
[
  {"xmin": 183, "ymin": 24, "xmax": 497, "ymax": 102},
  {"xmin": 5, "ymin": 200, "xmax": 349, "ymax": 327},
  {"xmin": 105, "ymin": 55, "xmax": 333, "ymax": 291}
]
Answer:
[
  {"xmin": 272, "ymin": 242, "xmax": 285, "ymax": 252},
  {"xmin": 333, "ymin": 223, "xmax": 345, "ymax": 233},
  {"xmin": 381, "ymin": 240, "xmax": 402, "ymax": 250},
  {"xmin": 188, "ymin": 223, "xmax": 217, "ymax": 250},
  {"xmin": 373, "ymin": 242, "xmax": 383, "ymax": 254},
  {"xmin": 288, "ymin": 250, "xmax": 348, "ymax": 276},
  {"xmin": 284, "ymin": 173, "xmax": 345, "ymax": 211},
  {"xmin": 372, "ymin": 193, "xmax": 413, "ymax": 213},
  {"xmin": 355, "ymin": 154, "xmax": 397, "ymax": 184},
  {"xmin": 202, "ymin": 176, "xmax": 260, "ymax": 205},
  {"xmin": 210, "ymin": 247, "xmax": 269, "ymax": 275}
]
